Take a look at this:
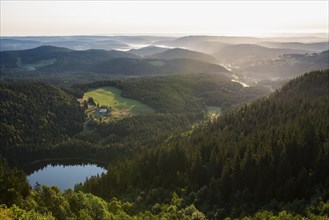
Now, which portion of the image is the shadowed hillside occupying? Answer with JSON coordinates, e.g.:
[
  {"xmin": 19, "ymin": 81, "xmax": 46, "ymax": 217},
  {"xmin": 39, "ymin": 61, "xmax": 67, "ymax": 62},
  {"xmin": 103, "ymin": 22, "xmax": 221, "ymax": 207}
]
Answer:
[
  {"xmin": 80, "ymin": 70, "xmax": 329, "ymax": 219},
  {"xmin": 148, "ymin": 48, "xmax": 217, "ymax": 63}
]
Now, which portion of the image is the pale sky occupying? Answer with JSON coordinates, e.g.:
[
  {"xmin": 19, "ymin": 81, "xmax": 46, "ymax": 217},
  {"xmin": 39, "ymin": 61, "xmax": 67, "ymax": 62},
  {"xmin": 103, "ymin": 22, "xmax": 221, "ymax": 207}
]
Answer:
[{"xmin": 0, "ymin": 0, "xmax": 328, "ymax": 36}]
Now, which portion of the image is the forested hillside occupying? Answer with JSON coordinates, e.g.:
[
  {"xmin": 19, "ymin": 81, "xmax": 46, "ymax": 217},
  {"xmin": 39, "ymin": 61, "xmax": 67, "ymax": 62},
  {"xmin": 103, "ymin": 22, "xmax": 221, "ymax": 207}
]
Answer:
[
  {"xmin": 0, "ymin": 36, "xmax": 130, "ymax": 51},
  {"xmin": 0, "ymin": 72, "xmax": 269, "ymax": 167},
  {"xmin": 1, "ymin": 71, "xmax": 328, "ymax": 219},
  {"xmin": 0, "ymin": 157, "xmax": 208, "ymax": 219},
  {"xmin": 214, "ymin": 44, "xmax": 307, "ymax": 65},
  {"xmin": 0, "ymin": 45, "xmax": 139, "ymax": 69},
  {"xmin": 63, "ymin": 73, "xmax": 269, "ymax": 168},
  {"xmin": 0, "ymin": 47, "xmax": 234, "ymax": 86},
  {"xmin": 0, "ymin": 46, "xmax": 231, "ymax": 84},
  {"xmin": 80, "ymin": 70, "xmax": 329, "ymax": 218},
  {"xmin": 88, "ymin": 58, "xmax": 229, "ymax": 76},
  {"xmin": 0, "ymin": 83, "xmax": 84, "ymax": 165},
  {"xmin": 235, "ymin": 50, "xmax": 329, "ymax": 80},
  {"xmin": 148, "ymin": 48, "xmax": 217, "ymax": 64},
  {"xmin": 77, "ymin": 73, "xmax": 269, "ymax": 113},
  {"xmin": 128, "ymin": 45, "xmax": 168, "ymax": 57}
]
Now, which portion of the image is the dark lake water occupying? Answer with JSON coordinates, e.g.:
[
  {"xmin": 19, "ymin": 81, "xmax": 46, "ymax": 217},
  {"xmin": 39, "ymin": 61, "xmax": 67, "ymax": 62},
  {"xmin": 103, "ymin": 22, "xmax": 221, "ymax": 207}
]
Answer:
[{"xmin": 27, "ymin": 161, "xmax": 107, "ymax": 190}]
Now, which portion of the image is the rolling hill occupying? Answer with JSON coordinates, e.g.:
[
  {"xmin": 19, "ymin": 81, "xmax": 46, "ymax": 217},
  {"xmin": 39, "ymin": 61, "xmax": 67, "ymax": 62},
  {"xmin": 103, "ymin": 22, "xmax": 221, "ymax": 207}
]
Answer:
[
  {"xmin": 0, "ymin": 36, "xmax": 130, "ymax": 51},
  {"xmin": 257, "ymin": 41, "xmax": 329, "ymax": 52},
  {"xmin": 235, "ymin": 50, "xmax": 329, "ymax": 80},
  {"xmin": 89, "ymin": 58, "xmax": 230, "ymax": 76},
  {"xmin": 155, "ymin": 35, "xmax": 232, "ymax": 54},
  {"xmin": 214, "ymin": 44, "xmax": 309, "ymax": 65},
  {"xmin": 76, "ymin": 72, "xmax": 270, "ymax": 115},
  {"xmin": 156, "ymin": 35, "xmax": 261, "ymax": 47},
  {"xmin": 0, "ymin": 46, "xmax": 140, "ymax": 70},
  {"xmin": 0, "ymin": 38, "xmax": 41, "ymax": 51},
  {"xmin": 0, "ymin": 46, "xmax": 231, "ymax": 81},
  {"xmin": 148, "ymin": 48, "xmax": 218, "ymax": 63},
  {"xmin": 80, "ymin": 70, "xmax": 329, "ymax": 219},
  {"xmin": 0, "ymin": 46, "xmax": 72, "ymax": 67},
  {"xmin": 128, "ymin": 45, "xmax": 169, "ymax": 57},
  {"xmin": 0, "ymin": 83, "xmax": 85, "ymax": 164}
]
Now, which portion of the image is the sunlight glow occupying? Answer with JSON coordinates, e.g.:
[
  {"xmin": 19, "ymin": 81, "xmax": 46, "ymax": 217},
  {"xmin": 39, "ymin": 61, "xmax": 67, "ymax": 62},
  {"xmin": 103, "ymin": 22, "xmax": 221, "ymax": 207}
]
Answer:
[{"xmin": 1, "ymin": 1, "xmax": 328, "ymax": 36}]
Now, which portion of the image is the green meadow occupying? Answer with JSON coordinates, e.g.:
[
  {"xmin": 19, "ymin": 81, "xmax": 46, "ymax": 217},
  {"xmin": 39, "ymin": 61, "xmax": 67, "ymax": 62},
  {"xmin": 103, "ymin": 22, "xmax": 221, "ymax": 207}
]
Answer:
[{"xmin": 85, "ymin": 86, "xmax": 154, "ymax": 118}]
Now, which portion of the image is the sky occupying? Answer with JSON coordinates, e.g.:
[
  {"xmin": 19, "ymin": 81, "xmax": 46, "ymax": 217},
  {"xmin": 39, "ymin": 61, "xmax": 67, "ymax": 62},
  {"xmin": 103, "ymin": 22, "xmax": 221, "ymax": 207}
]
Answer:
[{"xmin": 1, "ymin": 0, "xmax": 328, "ymax": 37}]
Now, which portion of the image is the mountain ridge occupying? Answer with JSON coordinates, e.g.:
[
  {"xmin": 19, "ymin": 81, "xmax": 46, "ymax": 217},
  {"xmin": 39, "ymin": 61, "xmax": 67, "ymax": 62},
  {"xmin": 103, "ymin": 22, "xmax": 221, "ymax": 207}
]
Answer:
[{"xmin": 148, "ymin": 48, "xmax": 218, "ymax": 63}]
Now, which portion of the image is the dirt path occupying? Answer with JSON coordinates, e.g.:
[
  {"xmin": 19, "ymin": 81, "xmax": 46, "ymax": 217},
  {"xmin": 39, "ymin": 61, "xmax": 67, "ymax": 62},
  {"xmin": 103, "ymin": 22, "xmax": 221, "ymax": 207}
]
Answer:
[{"xmin": 83, "ymin": 118, "xmax": 91, "ymax": 131}]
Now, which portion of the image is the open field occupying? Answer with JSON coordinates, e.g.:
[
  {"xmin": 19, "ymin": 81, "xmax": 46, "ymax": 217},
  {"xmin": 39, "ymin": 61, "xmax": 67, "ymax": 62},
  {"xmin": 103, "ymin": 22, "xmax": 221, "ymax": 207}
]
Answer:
[{"xmin": 84, "ymin": 86, "xmax": 154, "ymax": 119}]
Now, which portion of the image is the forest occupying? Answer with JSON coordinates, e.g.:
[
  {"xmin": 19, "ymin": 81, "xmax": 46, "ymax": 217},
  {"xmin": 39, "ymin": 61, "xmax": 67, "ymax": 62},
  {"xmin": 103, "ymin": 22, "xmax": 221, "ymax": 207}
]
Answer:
[
  {"xmin": 79, "ymin": 70, "xmax": 329, "ymax": 218},
  {"xmin": 0, "ymin": 70, "xmax": 328, "ymax": 219},
  {"xmin": 0, "ymin": 83, "xmax": 85, "ymax": 165},
  {"xmin": 75, "ymin": 73, "xmax": 270, "ymax": 113},
  {"xmin": 1, "ymin": 1, "xmax": 329, "ymax": 218},
  {"xmin": 0, "ymin": 46, "xmax": 232, "ymax": 87}
]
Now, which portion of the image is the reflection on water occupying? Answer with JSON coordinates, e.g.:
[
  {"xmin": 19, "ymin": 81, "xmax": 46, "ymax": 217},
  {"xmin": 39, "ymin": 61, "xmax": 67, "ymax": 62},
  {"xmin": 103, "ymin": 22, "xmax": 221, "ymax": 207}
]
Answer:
[{"xmin": 26, "ymin": 160, "xmax": 107, "ymax": 190}]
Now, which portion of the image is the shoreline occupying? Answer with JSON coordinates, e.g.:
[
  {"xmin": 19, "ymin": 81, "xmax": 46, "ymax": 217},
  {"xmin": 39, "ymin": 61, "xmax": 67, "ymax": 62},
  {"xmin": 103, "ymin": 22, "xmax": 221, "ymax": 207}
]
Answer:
[{"xmin": 21, "ymin": 157, "xmax": 108, "ymax": 170}]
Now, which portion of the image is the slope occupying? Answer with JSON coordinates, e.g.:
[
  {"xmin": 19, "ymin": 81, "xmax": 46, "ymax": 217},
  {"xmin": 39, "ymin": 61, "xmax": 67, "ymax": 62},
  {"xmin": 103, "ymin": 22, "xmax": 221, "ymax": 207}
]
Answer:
[
  {"xmin": 80, "ymin": 70, "xmax": 329, "ymax": 218},
  {"xmin": 236, "ymin": 50, "xmax": 329, "ymax": 80},
  {"xmin": 0, "ymin": 46, "xmax": 233, "ymax": 85},
  {"xmin": 148, "ymin": 48, "xmax": 218, "ymax": 63},
  {"xmin": 214, "ymin": 44, "xmax": 309, "ymax": 65},
  {"xmin": 77, "ymin": 72, "xmax": 269, "ymax": 113},
  {"xmin": 0, "ymin": 83, "xmax": 85, "ymax": 164},
  {"xmin": 128, "ymin": 45, "xmax": 169, "ymax": 57},
  {"xmin": 88, "ymin": 58, "xmax": 230, "ymax": 76},
  {"xmin": 0, "ymin": 46, "xmax": 140, "ymax": 70},
  {"xmin": 257, "ymin": 41, "xmax": 329, "ymax": 52},
  {"xmin": 0, "ymin": 36, "xmax": 129, "ymax": 51}
]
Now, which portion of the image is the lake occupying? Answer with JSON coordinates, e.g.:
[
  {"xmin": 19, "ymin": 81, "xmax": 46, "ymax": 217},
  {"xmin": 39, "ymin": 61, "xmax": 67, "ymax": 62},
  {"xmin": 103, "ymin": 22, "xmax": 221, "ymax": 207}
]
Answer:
[{"xmin": 27, "ymin": 161, "xmax": 107, "ymax": 190}]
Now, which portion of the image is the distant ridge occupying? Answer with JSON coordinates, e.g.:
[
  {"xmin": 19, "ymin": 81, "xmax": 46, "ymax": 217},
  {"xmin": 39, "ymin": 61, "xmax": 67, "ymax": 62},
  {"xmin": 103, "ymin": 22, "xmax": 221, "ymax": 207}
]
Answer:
[
  {"xmin": 148, "ymin": 48, "xmax": 217, "ymax": 63},
  {"xmin": 214, "ymin": 44, "xmax": 309, "ymax": 64},
  {"xmin": 129, "ymin": 45, "xmax": 168, "ymax": 57},
  {"xmin": 0, "ymin": 36, "xmax": 129, "ymax": 51},
  {"xmin": 0, "ymin": 46, "xmax": 231, "ymax": 78},
  {"xmin": 0, "ymin": 46, "xmax": 140, "ymax": 68},
  {"xmin": 235, "ymin": 50, "xmax": 329, "ymax": 80}
]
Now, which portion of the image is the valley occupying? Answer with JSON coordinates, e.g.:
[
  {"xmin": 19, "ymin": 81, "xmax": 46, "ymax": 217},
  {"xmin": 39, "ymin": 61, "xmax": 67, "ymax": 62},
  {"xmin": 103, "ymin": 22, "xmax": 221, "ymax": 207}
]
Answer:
[
  {"xmin": 83, "ymin": 86, "xmax": 154, "ymax": 120},
  {"xmin": 0, "ymin": 35, "xmax": 328, "ymax": 220},
  {"xmin": 1, "ymin": 0, "xmax": 329, "ymax": 218}
]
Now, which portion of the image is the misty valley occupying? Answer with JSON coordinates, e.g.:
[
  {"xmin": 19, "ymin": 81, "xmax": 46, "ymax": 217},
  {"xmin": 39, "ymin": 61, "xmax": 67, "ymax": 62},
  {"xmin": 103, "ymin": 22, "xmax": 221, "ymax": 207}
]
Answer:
[{"xmin": 0, "ymin": 33, "xmax": 328, "ymax": 220}]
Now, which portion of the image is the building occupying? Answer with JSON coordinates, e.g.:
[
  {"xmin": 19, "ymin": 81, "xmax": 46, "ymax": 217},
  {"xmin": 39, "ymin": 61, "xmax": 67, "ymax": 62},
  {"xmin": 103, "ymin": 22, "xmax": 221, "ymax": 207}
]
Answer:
[
  {"xmin": 98, "ymin": 108, "xmax": 109, "ymax": 116},
  {"xmin": 99, "ymin": 108, "xmax": 107, "ymax": 114}
]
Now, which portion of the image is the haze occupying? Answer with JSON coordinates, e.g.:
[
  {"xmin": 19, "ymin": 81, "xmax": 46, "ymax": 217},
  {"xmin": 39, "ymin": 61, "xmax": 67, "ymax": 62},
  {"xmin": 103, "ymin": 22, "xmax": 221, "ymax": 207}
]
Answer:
[{"xmin": 1, "ymin": 0, "xmax": 328, "ymax": 37}]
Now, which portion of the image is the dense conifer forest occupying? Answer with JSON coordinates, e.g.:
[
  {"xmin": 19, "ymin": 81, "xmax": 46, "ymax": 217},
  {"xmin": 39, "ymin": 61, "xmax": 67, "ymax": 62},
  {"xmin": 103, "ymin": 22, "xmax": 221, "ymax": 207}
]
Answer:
[
  {"xmin": 1, "ymin": 1, "xmax": 328, "ymax": 218},
  {"xmin": 0, "ymin": 70, "xmax": 328, "ymax": 219},
  {"xmin": 75, "ymin": 73, "xmax": 269, "ymax": 113},
  {"xmin": 0, "ymin": 83, "xmax": 85, "ymax": 165},
  {"xmin": 80, "ymin": 70, "xmax": 329, "ymax": 218}
]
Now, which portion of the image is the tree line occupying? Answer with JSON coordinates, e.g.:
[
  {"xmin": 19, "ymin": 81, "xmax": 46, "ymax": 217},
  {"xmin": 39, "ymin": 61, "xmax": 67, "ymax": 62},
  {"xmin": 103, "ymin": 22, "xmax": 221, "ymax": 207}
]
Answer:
[
  {"xmin": 0, "ymin": 82, "xmax": 85, "ymax": 165},
  {"xmin": 80, "ymin": 70, "xmax": 329, "ymax": 218}
]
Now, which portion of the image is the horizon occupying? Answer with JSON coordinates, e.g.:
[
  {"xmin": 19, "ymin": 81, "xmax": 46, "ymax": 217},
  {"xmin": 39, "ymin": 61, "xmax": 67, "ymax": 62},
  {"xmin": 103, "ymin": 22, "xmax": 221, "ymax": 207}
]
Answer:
[
  {"xmin": 1, "ymin": 1, "xmax": 328, "ymax": 37},
  {"xmin": 1, "ymin": 33, "xmax": 328, "ymax": 39}
]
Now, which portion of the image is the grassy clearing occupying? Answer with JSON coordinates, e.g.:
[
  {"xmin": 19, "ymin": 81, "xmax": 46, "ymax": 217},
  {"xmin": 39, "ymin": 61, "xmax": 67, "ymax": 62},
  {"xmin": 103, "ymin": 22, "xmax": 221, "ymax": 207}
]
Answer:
[{"xmin": 84, "ymin": 86, "xmax": 154, "ymax": 119}]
